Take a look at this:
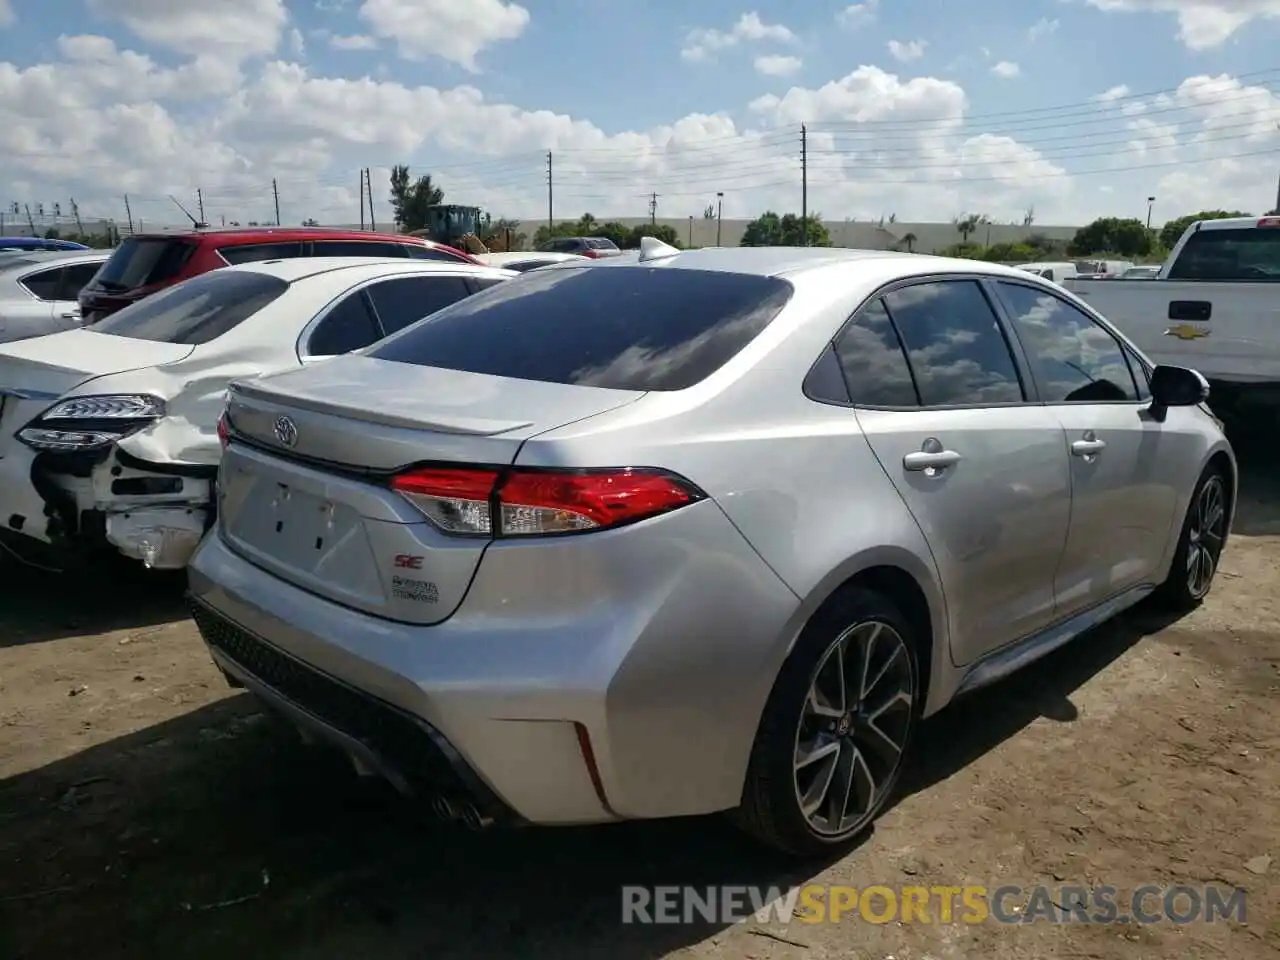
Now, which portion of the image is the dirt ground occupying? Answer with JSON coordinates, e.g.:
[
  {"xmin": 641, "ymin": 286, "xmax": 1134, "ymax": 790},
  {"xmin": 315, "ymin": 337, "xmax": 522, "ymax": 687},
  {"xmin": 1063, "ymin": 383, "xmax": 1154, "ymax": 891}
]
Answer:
[{"xmin": 2, "ymin": 445, "xmax": 1278, "ymax": 960}]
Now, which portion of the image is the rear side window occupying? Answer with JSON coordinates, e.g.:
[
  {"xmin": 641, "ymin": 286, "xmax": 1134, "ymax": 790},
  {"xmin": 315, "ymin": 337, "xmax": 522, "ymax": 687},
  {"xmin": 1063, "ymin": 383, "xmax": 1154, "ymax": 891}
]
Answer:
[
  {"xmin": 311, "ymin": 240, "xmax": 406, "ymax": 258},
  {"xmin": 1167, "ymin": 227, "xmax": 1280, "ymax": 280},
  {"xmin": 586, "ymin": 238, "xmax": 618, "ymax": 251},
  {"xmin": 366, "ymin": 276, "xmax": 475, "ymax": 335},
  {"xmin": 94, "ymin": 238, "xmax": 195, "ymax": 291},
  {"xmin": 90, "ymin": 270, "xmax": 288, "ymax": 345},
  {"xmin": 835, "ymin": 299, "xmax": 918, "ymax": 406},
  {"xmin": 18, "ymin": 267, "xmax": 63, "ymax": 300},
  {"xmin": 883, "ymin": 281, "xmax": 1024, "ymax": 406},
  {"xmin": 58, "ymin": 262, "xmax": 104, "ymax": 299},
  {"xmin": 368, "ymin": 266, "xmax": 794, "ymax": 391},
  {"xmin": 219, "ymin": 242, "xmax": 305, "ymax": 265},
  {"xmin": 306, "ymin": 291, "xmax": 381, "ymax": 356}
]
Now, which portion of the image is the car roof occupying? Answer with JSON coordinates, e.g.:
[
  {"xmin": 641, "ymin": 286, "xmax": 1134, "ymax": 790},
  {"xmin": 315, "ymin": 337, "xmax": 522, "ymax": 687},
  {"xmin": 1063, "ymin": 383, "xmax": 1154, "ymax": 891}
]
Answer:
[
  {"xmin": 0, "ymin": 249, "xmax": 110, "ymax": 273},
  {"xmin": 219, "ymin": 257, "xmax": 517, "ymax": 284},
  {"xmin": 572, "ymin": 245, "xmax": 1048, "ymax": 284},
  {"xmin": 130, "ymin": 226, "xmax": 460, "ymax": 248}
]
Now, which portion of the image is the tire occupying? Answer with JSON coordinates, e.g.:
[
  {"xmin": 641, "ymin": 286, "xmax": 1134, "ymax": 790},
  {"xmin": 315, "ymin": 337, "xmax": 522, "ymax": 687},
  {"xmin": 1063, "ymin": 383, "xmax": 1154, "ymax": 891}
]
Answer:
[
  {"xmin": 1155, "ymin": 465, "xmax": 1229, "ymax": 611},
  {"xmin": 732, "ymin": 586, "xmax": 921, "ymax": 857}
]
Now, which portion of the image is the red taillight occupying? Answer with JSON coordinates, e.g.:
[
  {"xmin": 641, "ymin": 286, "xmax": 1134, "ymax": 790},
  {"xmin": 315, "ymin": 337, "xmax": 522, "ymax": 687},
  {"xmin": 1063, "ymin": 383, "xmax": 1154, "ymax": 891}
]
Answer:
[
  {"xmin": 388, "ymin": 466, "xmax": 703, "ymax": 537},
  {"xmin": 580, "ymin": 249, "xmax": 600, "ymax": 259},
  {"xmin": 216, "ymin": 411, "xmax": 230, "ymax": 450},
  {"xmin": 1257, "ymin": 217, "xmax": 1280, "ymax": 228}
]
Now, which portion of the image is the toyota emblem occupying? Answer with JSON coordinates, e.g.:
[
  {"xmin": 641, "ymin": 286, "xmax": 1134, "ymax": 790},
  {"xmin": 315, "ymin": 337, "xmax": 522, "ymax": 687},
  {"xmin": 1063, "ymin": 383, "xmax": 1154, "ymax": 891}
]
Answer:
[{"xmin": 273, "ymin": 416, "xmax": 298, "ymax": 448}]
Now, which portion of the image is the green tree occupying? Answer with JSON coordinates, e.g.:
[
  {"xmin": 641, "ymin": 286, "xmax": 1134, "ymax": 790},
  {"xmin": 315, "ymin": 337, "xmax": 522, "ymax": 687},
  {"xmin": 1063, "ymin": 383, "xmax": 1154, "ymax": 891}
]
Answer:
[
  {"xmin": 1158, "ymin": 209, "xmax": 1251, "ymax": 249},
  {"xmin": 1067, "ymin": 217, "xmax": 1153, "ymax": 258},
  {"xmin": 626, "ymin": 223, "xmax": 681, "ymax": 247},
  {"xmin": 740, "ymin": 211, "xmax": 831, "ymax": 246},
  {"xmin": 389, "ymin": 164, "xmax": 445, "ymax": 232},
  {"xmin": 954, "ymin": 212, "xmax": 988, "ymax": 243}
]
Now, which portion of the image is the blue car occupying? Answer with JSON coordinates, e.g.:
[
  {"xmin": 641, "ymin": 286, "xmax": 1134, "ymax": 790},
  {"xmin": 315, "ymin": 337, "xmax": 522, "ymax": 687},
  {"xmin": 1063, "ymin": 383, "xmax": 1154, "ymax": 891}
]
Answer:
[{"xmin": 0, "ymin": 236, "xmax": 90, "ymax": 252}]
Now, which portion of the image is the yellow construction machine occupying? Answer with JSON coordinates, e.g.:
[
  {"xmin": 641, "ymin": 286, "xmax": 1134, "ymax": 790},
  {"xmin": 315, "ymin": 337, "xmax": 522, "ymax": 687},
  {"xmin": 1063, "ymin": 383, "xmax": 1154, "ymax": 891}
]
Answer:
[{"xmin": 408, "ymin": 204, "xmax": 514, "ymax": 255}]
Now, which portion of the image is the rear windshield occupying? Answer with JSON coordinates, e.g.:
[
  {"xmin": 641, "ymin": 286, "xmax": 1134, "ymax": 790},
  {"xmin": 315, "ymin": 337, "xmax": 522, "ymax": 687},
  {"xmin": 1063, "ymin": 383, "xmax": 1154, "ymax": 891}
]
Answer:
[
  {"xmin": 585, "ymin": 238, "xmax": 618, "ymax": 250},
  {"xmin": 367, "ymin": 266, "xmax": 794, "ymax": 391},
  {"xmin": 89, "ymin": 270, "xmax": 288, "ymax": 345},
  {"xmin": 94, "ymin": 237, "xmax": 195, "ymax": 291},
  {"xmin": 1167, "ymin": 227, "xmax": 1280, "ymax": 281}
]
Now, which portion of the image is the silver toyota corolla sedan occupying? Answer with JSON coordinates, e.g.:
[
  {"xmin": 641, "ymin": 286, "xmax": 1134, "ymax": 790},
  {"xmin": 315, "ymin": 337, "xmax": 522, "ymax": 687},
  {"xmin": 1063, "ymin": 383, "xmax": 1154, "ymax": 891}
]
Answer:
[{"xmin": 189, "ymin": 242, "xmax": 1235, "ymax": 856}]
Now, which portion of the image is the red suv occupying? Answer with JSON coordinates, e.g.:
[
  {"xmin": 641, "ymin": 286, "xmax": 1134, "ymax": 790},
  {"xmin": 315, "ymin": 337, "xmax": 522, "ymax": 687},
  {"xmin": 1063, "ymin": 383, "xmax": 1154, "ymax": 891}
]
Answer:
[{"xmin": 79, "ymin": 226, "xmax": 477, "ymax": 322}]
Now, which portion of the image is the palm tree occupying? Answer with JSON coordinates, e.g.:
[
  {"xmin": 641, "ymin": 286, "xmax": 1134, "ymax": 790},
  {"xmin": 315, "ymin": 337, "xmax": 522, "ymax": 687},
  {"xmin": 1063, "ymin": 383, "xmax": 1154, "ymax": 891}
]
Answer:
[{"xmin": 902, "ymin": 232, "xmax": 917, "ymax": 253}]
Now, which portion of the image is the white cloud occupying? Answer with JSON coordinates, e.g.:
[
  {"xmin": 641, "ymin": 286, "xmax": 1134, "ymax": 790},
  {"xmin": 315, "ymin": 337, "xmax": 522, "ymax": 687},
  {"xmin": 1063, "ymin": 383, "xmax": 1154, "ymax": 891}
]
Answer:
[
  {"xmin": 288, "ymin": 28, "xmax": 306, "ymax": 57},
  {"xmin": 86, "ymin": 0, "xmax": 288, "ymax": 62},
  {"xmin": 358, "ymin": 0, "xmax": 529, "ymax": 70},
  {"xmin": 1084, "ymin": 0, "xmax": 1280, "ymax": 49},
  {"xmin": 1, "ymin": 14, "xmax": 1277, "ymax": 235},
  {"xmin": 1095, "ymin": 84, "xmax": 1132, "ymax": 101},
  {"xmin": 330, "ymin": 34, "xmax": 379, "ymax": 50},
  {"xmin": 887, "ymin": 40, "xmax": 927, "ymax": 62},
  {"xmin": 681, "ymin": 12, "xmax": 796, "ymax": 62},
  {"xmin": 837, "ymin": 0, "xmax": 879, "ymax": 28},
  {"xmin": 755, "ymin": 55, "xmax": 802, "ymax": 76},
  {"xmin": 991, "ymin": 61, "xmax": 1021, "ymax": 78},
  {"xmin": 1028, "ymin": 17, "xmax": 1060, "ymax": 39}
]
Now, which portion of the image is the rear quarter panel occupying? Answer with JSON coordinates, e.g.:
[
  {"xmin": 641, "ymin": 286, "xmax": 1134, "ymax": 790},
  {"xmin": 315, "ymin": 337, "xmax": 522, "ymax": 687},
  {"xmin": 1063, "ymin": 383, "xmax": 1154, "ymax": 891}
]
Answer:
[{"xmin": 514, "ymin": 263, "xmax": 951, "ymax": 710}]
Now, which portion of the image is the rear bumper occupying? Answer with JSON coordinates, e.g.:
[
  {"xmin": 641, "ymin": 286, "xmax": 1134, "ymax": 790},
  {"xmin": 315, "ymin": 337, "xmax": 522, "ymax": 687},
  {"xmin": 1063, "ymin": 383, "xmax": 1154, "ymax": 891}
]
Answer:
[{"xmin": 186, "ymin": 501, "xmax": 801, "ymax": 825}]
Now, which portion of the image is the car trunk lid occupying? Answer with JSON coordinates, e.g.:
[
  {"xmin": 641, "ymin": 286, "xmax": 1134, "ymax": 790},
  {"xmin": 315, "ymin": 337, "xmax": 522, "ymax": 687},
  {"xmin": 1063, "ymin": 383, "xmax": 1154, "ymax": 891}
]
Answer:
[{"xmin": 219, "ymin": 354, "xmax": 644, "ymax": 623}]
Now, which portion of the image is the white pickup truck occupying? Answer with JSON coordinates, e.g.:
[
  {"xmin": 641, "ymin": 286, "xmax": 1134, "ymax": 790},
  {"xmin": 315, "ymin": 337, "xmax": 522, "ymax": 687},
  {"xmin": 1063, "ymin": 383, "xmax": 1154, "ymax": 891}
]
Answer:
[{"xmin": 1063, "ymin": 215, "xmax": 1280, "ymax": 415}]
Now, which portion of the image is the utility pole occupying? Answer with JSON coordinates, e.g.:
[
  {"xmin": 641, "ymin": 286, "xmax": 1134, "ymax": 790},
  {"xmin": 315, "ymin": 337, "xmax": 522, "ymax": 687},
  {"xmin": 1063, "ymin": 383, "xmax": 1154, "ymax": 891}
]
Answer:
[
  {"xmin": 365, "ymin": 168, "xmax": 376, "ymax": 230},
  {"xmin": 546, "ymin": 151, "xmax": 553, "ymax": 231},
  {"xmin": 688, "ymin": 215, "xmax": 693, "ymax": 247},
  {"xmin": 649, "ymin": 192, "xmax": 658, "ymax": 224},
  {"xmin": 716, "ymin": 191, "xmax": 723, "ymax": 246},
  {"xmin": 124, "ymin": 194, "xmax": 134, "ymax": 233},
  {"xmin": 197, "ymin": 188, "xmax": 205, "ymax": 224},
  {"xmin": 800, "ymin": 124, "xmax": 808, "ymax": 247},
  {"xmin": 359, "ymin": 169, "xmax": 366, "ymax": 229},
  {"xmin": 70, "ymin": 198, "xmax": 83, "ymax": 235},
  {"xmin": 1146, "ymin": 196, "xmax": 1155, "ymax": 230},
  {"xmin": 1274, "ymin": 166, "xmax": 1280, "ymax": 214},
  {"xmin": 272, "ymin": 178, "xmax": 281, "ymax": 226},
  {"xmin": 23, "ymin": 204, "xmax": 35, "ymax": 235}
]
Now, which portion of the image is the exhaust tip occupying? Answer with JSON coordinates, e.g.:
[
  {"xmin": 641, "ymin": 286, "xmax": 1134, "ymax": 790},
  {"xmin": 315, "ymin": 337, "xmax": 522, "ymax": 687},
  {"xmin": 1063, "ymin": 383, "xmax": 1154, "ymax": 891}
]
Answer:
[{"xmin": 431, "ymin": 795, "xmax": 456, "ymax": 822}]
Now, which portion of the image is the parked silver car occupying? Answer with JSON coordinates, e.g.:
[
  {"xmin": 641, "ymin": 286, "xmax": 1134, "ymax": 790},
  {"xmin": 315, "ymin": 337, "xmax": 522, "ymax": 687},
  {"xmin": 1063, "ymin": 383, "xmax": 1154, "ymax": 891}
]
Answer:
[
  {"xmin": 0, "ymin": 250, "xmax": 111, "ymax": 342},
  {"xmin": 189, "ymin": 243, "xmax": 1234, "ymax": 855}
]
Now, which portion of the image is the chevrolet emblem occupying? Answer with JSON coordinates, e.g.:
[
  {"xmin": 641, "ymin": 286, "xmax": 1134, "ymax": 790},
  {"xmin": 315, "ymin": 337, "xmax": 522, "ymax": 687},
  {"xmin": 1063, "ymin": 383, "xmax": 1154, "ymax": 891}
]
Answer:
[{"xmin": 1163, "ymin": 323, "xmax": 1210, "ymax": 340}]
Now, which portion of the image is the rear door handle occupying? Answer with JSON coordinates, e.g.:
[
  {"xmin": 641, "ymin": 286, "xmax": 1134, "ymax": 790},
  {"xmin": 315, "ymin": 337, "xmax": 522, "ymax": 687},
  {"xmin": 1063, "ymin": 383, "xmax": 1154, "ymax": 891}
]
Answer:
[
  {"xmin": 903, "ymin": 450, "xmax": 961, "ymax": 471},
  {"xmin": 1071, "ymin": 438, "xmax": 1106, "ymax": 456}
]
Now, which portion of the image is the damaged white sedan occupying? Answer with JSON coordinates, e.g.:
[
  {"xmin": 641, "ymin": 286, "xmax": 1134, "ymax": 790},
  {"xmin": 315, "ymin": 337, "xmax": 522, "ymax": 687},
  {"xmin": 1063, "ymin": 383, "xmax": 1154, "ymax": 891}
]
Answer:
[{"xmin": 0, "ymin": 257, "xmax": 515, "ymax": 571}]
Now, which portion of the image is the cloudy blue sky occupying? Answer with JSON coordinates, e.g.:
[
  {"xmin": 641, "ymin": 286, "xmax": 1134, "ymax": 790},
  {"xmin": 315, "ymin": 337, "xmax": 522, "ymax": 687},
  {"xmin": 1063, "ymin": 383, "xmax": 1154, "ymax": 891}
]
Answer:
[{"xmin": 0, "ymin": 0, "xmax": 1277, "ymax": 228}]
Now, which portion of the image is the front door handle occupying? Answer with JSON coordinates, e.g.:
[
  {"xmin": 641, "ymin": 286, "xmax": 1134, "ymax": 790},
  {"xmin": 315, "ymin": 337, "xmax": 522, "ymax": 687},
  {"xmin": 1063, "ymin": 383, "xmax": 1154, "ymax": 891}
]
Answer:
[
  {"xmin": 903, "ymin": 450, "xmax": 961, "ymax": 472},
  {"xmin": 1071, "ymin": 432, "xmax": 1107, "ymax": 457}
]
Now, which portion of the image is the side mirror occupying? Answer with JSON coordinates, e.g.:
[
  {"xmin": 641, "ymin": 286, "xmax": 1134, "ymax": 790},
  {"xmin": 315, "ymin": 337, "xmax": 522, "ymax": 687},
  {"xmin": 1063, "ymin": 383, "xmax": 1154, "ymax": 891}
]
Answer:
[{"xmin": 1149, "ymin": 364, "xmax": 1208, "ymax": 419}]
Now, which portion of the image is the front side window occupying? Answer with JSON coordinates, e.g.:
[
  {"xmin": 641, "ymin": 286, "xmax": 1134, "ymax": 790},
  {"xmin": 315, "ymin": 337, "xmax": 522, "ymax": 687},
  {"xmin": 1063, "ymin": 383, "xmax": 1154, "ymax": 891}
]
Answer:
[
  {"xmin": 995, "ymin": 281, "xmax": 1138, "ymax": 403},
  {"xmin": 834, "ymin": 299, "xmax": 918, "ymax": 406},
  {"xmin": 312, "ymin": 240, "xmax": 406, "ymax": 258},
  {"xmin": 365, "ymin": 276, "xmax": 476, "ymax": 335},
  {"xmin": 883, "ymin": 280, "xmax": 1024, "ymax": 406}
]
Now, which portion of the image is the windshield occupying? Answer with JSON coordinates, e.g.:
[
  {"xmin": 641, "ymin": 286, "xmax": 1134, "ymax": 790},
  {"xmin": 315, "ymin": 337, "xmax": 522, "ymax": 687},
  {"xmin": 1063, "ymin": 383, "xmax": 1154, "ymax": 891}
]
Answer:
[
  {"xmin": 89, "ymin": 270, "xmax": 288, "ymax": 344},
  {"xmin": 93, "ymin": 237, "xmax": 195, "ymax": 291},
  {"xmin": 1167, "ymin": 227, "xmax": 1280, "ymax": 281}
]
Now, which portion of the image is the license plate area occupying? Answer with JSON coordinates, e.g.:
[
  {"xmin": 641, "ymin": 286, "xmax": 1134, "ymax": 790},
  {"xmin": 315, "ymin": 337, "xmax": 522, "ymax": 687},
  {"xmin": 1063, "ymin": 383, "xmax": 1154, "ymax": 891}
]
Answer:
[{"xmin": 251, "ymin": 483, "xmax": 364, "ymax": 574}]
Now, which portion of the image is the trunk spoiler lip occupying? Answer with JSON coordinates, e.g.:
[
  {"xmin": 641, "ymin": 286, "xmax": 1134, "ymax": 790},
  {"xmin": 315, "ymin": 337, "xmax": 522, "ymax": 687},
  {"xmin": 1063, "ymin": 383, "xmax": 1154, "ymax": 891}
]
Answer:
[{"xmin": 226, "ymin": 378, "xmax": 537, "ymax": 437}]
